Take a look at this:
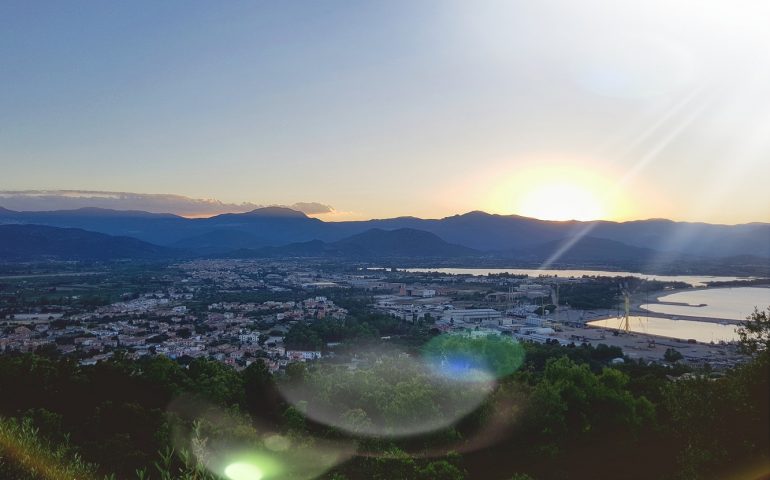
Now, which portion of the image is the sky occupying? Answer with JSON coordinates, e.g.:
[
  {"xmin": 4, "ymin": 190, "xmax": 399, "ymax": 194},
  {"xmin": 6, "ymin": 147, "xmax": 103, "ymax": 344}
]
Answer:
[{"xmin": 2, "ymin": 0, "xmax": 770, "ymax": 223}]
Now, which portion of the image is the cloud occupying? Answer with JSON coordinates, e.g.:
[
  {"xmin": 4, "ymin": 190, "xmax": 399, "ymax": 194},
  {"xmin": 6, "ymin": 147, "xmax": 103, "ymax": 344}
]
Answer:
[
  {"xmin": 288, "ymin": 202, "xmax": 335, "ymax": 215},
  {"xmin": 0, "ymin": 190, "xmax": 335, "ymax": 218}
]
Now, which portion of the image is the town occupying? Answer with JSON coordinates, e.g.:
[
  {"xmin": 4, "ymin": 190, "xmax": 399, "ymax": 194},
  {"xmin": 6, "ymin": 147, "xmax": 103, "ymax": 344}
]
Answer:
[{"xmin": 0, "ymin": 260, "xmax": 755, "ymax": 373}]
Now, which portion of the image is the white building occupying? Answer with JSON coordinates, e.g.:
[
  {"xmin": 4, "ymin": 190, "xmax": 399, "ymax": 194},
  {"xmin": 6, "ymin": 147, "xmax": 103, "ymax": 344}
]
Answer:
[
  {"xmin": 442, "ymin": 309, "xmax": 502, "ymax": 324},
  {"xmin": 286, "ymin": 350, "xmax": 322, "ymax": 361}
]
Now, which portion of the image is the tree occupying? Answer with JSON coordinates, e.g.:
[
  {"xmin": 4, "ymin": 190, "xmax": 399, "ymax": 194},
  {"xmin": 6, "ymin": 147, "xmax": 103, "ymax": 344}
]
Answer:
[
  {"xmin": 34, "ymin": 343, "xmax": 60, "ymax": 359},
  {"xmin": 340, "ymin": 408, "xmax": 374, "ymax": 435},
  {"xmin": 422, "ymin": 334, "xmax": 525, "ymax": 379},
  {"xmin": 418, "ymin": 460, "xmax": 466, "ymax": 480},
  {"xmin": 664, "ymin": 348, "xmax": 683, "ymax": 363},
  {"xmin": 737, "ymin": 307, "xmax": 770, "ymax": 356},
  {"xmin": 242, "ymin": 360, "xmax": 279, "ymax": 419},
  {"xmin": 364, "ymin": 446, "xmax": 418, "ymax": 480},
  {"xmin": 528, "ymin": 357, "xmax": 654, "ymax": 450},
  {"xmin": 187, "ymin": 358, "xmax": 244, "ymax": 405},
  {"xmin": 285, "ymin": 362, "xmax": 308, "ymax": 383},
  {"xmin": 283, "ymin": 405, "xmax": 307, "ymax": 433}
]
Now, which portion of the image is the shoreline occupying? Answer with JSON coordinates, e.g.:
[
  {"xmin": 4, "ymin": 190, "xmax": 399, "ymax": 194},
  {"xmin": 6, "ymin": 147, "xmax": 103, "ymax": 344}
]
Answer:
[
  {"xmin": 628, "ymin": 285, "xmax": 770, "ymax": 325},
  {"xmin": 582, "ymin": 322, "xmax": 737, "ymax": 346}
]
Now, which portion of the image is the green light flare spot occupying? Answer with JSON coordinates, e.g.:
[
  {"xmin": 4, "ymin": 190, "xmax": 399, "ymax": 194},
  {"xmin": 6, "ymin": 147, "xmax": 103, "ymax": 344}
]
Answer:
[
  {"xmin": 422, "ymin": 333, "xmax": 525, "ymax": 379},
  {"xmin": 264, "ymin": 434, "xmax": 291, "ymax": 452},
  {"xmin": 225, "ymin": 462, "xmax": 263, "ymax": 480}
]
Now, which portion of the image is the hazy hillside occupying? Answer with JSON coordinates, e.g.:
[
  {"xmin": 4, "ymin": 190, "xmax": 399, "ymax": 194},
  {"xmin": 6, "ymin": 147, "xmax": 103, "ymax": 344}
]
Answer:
[
  {"xmin": 510, "ymin": 236, "xmax": 665, "ymax": 265},
  {"xmin": 0, "ymin": 224, "xmax": 175, "ymax": 261},
  {"xmin": 1, "ymin": 207, "xmax": 768, "ymax": 259},
  {"xmin": 231, "ymin": 228, "xmax": 478, "ymax": 259},
  {"xmin": 333, "ymin": 228, "xmax": 478, "ymax": 258}
]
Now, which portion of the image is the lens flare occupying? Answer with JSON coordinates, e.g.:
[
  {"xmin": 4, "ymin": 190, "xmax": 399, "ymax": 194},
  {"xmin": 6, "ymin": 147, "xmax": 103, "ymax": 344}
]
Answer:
[
  {"xmin": 263, "ymin": 434, "xmax": 291, "ymax": 452},
  {"xmin": 277, "ymin": 346, "xmax": 496, "ymax": 438},
  {"xmin": 422, "ymin": 333, "xmax": 525, "ymax": 381},
  {"xmin": 225, "ymin": 462, "xmax": 263, "ymax": 480},
  {"xmin": 166, "ymin": 396, "xmax": 356, "ymax": 480}
]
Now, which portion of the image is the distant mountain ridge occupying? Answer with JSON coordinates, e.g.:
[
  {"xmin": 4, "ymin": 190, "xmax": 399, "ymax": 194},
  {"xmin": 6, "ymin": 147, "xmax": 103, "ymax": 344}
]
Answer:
[
  {"xmin": 510, "ymin": 236, "xmax": 668, "ymax": 265},
  {"xmin": 0, "ymin": 224, "xmax": 176, "ymax": 261},
  {"xmin": 0, "ymin": 206, "xmax": 768, "ymax": 261},
  {"xmin": 232, "ymin": 228, "xmax": 478, "ymax": 259}
]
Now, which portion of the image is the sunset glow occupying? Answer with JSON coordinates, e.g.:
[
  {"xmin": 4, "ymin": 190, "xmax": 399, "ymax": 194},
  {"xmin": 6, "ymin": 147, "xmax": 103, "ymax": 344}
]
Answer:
[
  {"xmin": 2, "ymin": 1, "xmax": 770, "ymax": 223},
  {"xmin": 516, "ymin": 181, "xmax": 607, "ymax": 221},
  {"xmin": 478, "ymin": 160, "xmax": 628, "ymax": 222}
]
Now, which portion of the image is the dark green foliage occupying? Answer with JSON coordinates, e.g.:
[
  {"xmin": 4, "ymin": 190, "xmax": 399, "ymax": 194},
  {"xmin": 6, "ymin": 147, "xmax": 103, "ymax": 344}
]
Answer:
[
  {"xmin": 284, "ymin": 309, "xmax": 420, "ymax": 350},
  {"xmin": 0, "ymin": 353, "xmax": 282, "ymax": 478},
  {"xmin": 661, "ymin": 352, "xmax": 770, "ymax": 479},
  {"xmin": 0, "ymin": 325, "xmax": 767, "ymax": 480},
  {"xmin": 0, "ymin": 416, "xmax": 99, "ymax": 480},
  {"xmin": 417, "ymin": 460, "xmax": 466, "ymax": 480},
  {"xmin": 520, "ymin": 341, "xmax": 623, "ymax": 374},
  {"xmin": 664, "ymin": 347, "xmax": 684, "ymax": 363},
  {"xmin": 557, "ymin": 280, "xmax": 621, "ymax": 309},
  {"xmin": 422, "ymin": 334, "xmax": 525, "ymax": 378},
  {"xmin": 281, "ymin": 355, "xmax": 491, "ymax": 438},
  {"xmin": 527, "ymin": 357, "xmax": 655, "ymax": 450},
  {"xmin": 187, "ymin": 358, "xmax": 245, "ymax": 405},
  {"xmin": 284, "ymin": 322, "xmax": 323, "ymax": 350},
  {"xmin": 556, "ymin": 277, "xmax": 689, "ymax": 310},
  {"xmin": 737, "ymin": 307, "xmax": 770, "ymax": 355},
  {"xmin": 243, "ymin": 360, "xmax": 279, "ymax": 420},
  {"xmin": 337, "ymin": 446, "xmax": 466, "ymax": 480}
]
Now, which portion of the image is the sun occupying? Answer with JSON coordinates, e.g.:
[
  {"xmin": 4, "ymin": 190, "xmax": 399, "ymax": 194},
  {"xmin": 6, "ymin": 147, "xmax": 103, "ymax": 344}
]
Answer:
[
  {"xmin": 478, "ymin": 159, "xmax": 626, "ymax": 222},
  {"xmin": 517, "ymin": 181, "xmax": 606, "ymax": 221}
]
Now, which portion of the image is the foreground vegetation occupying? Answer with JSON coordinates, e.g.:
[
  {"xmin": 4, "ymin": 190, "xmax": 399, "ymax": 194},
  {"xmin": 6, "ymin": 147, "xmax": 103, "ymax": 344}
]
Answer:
[{"xmin": 0, "ymin": 309, "xmax": 767, "ymax": 479}]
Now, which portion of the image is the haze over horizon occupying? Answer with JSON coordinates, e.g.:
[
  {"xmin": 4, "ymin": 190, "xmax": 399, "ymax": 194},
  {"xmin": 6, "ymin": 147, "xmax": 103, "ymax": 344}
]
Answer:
[
  {"xmin": 0, "ymin": 189, "xmax": 768, "ymax": 226},
  {"xmin": 3, "ymin": 1, "xmax": 770, "ymax": 223}
]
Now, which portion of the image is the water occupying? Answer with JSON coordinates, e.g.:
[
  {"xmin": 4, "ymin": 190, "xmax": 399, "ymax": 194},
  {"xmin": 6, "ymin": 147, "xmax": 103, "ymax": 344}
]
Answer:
[
  {"xmin": 401, "ymin": 268, "xmax": 756, "ymax": 287},
  {"xmin": 641, "ymin": 287, "xmax": 769, "ymax": 320},
  {"xmin": 587, "ymin": 316, "xmax": 740, "ymax": 343}
]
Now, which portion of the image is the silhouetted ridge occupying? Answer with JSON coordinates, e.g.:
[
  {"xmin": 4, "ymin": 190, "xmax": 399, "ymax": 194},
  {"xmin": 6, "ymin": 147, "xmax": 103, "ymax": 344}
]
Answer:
[
  {"xmin": 0, "ymin": 207, "xmax": 767, "ymax": 259},
  {"xmin": 241, "ymin": 207, "xmax": 308, "ymax": 218},
  {"xmin": 0, "ymin": 224, "xmax": 176, "ymax": 260},
  {"xmin": 230, "ymin": 228, "xmax": 478, "ymax": 258}
]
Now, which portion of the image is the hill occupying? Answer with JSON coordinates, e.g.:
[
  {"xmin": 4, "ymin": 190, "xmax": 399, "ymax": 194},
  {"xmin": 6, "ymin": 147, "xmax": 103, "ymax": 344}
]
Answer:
[
  {"xmin": 333, "ymin": 228, "xmax": 478, "ymax": 258},
  {"xmin": 1, "ymin": 206, "xmax": 767, "ymax": 262},
  {"xmin": 510, "ymin": 236, "xmax": 666, "ymax": 266},
  {"xmin": 232, "ymin": 228, "xmax": 478, "ymax": 259},
  {"xmin": 0, "ymin": 224, "xmax": 176, "ymax": 261}
]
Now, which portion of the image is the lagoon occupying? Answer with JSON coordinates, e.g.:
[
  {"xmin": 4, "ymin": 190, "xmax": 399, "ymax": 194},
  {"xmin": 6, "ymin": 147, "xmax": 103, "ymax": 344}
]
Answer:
[
  {"xmin": 401, "ymin": 267, "xmax": 755, "ymax": 287},
  {"xmin": 587, "ymin": 316, "xmax": 740, "ymax": 343},
  {"xmin": 641, "ymin": 287, "xmax": 769, "ymax": 321}
]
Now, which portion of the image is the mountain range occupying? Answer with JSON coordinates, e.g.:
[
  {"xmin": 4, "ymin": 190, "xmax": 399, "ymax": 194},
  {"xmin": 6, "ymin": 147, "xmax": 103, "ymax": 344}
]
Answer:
[
  {"xmin": 0, "ymin": 207, "xmax": 768, "ymax": 270},
  {"xmin": 229, "ymin": 228, "xmax": 478, "ymax": 259},
  {"xmin": 0, "ymin": 224, "xmax": 174, "ymax": 261}
]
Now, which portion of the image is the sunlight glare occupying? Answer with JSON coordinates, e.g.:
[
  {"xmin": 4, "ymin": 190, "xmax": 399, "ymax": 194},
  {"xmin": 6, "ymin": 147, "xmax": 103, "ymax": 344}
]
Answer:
[
  {"xmin": 517, "ymin": 181, "xmax": 606, "ymax": 221},
  {"xmin": 480, "ymin": 158, "xmax": 629, "ymax": 222}
]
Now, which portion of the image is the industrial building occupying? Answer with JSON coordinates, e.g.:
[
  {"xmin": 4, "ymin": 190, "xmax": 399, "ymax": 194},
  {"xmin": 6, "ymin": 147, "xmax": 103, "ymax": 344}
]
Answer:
[{"xmin": 442, "ymin": 308, "xmax": 502, "ymax": 324}]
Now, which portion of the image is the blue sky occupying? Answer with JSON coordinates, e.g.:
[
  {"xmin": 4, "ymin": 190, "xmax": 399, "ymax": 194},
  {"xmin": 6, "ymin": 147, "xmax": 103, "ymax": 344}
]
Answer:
[{"xmin": 2, "ymin": 1, "xmax": 769, "ymax": 222}]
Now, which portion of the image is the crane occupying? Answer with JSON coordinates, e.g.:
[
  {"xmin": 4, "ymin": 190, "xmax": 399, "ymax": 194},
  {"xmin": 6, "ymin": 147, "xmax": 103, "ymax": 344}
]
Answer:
[{"xmin": 618, "ymin": 282, "xmax": 631, "ymax": 333}]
